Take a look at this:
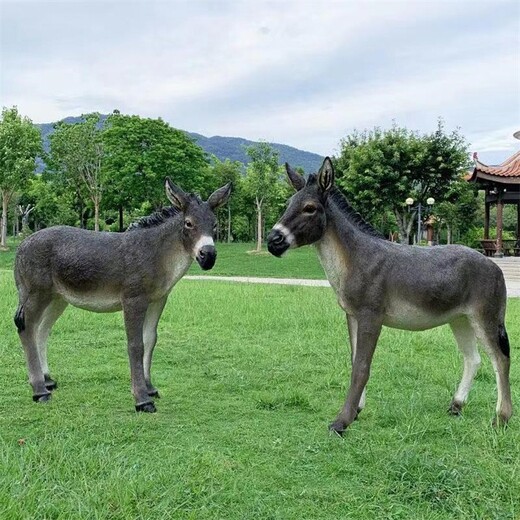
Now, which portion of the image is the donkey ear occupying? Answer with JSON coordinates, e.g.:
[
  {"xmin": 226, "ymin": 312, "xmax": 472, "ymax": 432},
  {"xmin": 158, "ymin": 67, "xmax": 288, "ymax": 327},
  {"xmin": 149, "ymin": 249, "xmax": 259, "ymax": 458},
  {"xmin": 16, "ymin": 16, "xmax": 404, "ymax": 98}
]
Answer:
[
  {"xmin": 207, "ymin": 182, "xmax": 232, "ymax": 210},
  {"xmin": 285, "ymin": 163, "xmax": 305, "ymax": 191},
  {"xmin": 165, "ymin": 178, "xmax": 189, "ymax": 211},
  {"xmin": 317, "ymin": 157, "xmax": 335, "ymax": 194}
]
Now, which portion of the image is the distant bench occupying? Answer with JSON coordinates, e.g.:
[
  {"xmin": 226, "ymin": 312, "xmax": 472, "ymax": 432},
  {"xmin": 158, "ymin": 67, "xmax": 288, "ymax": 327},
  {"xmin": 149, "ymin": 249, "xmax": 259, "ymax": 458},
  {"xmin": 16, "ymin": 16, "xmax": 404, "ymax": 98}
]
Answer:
[{"xmin": 480, "ymin": 239, "xmax": 520, "ymax": 257}]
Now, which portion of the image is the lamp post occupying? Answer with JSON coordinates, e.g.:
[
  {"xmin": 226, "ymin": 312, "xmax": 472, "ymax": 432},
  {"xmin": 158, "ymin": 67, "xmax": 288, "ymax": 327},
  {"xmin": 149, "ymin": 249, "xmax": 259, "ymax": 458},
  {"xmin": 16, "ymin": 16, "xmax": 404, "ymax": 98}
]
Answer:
[{"xmin": 406, "ymin": 197, "xmax": 435, "ymax": 244}]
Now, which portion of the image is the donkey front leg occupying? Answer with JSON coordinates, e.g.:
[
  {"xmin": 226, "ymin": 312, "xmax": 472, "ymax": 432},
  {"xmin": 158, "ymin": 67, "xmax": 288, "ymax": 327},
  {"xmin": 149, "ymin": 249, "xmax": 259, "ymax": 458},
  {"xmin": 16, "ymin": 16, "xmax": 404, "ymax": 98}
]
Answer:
[
  {"xmin": 330, "ymin": 314, "xmax": 382, "ymax": 436},
  {"xmin": 123, "ymin": 297, "xmax": 156, "ymax": 413},
  {"xmin": 346, "ymin": 315, "xmax": 366, "ymax": 415},
  {"xmin": 143, "ymin": 296, "xmax": 168, "ymax": 398}
]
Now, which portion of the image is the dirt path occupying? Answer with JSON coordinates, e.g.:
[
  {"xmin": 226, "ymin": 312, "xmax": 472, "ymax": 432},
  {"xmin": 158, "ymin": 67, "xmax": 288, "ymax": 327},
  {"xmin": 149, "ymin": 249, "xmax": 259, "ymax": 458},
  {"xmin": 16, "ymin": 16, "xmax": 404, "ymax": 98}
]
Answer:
[{"xmin": 185, "ymin": 275, "xmax": 520, "ymax": 297}]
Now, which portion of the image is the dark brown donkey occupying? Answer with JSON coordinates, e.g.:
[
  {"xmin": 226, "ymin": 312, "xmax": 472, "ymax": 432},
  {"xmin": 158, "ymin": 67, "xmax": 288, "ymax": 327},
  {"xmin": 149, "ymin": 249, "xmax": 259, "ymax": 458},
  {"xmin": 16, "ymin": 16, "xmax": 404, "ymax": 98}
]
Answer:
[
  {"xmin": 14, "ymin": 179, "xmax": 231, "ymax": 412},
  {"xmin": 267, "ymin": 157, "xmax": 512, "ymax": 435}
]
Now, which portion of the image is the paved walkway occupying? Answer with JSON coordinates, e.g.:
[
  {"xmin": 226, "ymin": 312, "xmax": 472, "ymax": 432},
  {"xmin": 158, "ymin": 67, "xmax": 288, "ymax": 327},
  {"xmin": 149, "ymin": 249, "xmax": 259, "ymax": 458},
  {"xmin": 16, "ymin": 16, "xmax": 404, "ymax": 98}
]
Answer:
[{"xmin": 185, "ymin": 274, "xmax": 520, "ymax": 297}]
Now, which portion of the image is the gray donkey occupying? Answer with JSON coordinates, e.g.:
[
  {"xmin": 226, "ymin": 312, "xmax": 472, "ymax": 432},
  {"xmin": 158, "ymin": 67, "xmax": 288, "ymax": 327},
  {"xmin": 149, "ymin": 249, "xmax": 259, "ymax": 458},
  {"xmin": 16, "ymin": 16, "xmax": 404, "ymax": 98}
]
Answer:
[
  {"xmin": 14, "ymin": 179, "xmax": 231, "ymax": 412},
  {"xmin": 267, "ymin": 157, "xmax": 512, "ymax": 435}
]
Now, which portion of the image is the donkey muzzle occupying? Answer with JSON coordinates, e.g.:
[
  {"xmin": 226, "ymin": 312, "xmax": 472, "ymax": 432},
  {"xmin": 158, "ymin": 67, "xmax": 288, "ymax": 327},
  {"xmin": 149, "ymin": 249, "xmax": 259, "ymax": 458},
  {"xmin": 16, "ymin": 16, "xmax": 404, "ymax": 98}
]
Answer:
[
  {"xmin": 267, "ymin": 229, "xmax": 290, "ymax": 257},
  {"xmin": 196, "ymin": 245, "xmax": 217, "ymax": 270}
]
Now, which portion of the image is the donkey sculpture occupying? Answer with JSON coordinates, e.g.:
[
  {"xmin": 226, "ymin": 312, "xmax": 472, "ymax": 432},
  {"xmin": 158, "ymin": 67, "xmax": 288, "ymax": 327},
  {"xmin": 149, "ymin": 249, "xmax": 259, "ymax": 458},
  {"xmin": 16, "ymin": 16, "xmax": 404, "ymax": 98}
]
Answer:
[
  {"xmin": 267, "ymin": 157, "xmax": 512, "ymax": 435},
  {"xmin": 14, "ymin": 179, "xmax": 231, "ymax": 412}
]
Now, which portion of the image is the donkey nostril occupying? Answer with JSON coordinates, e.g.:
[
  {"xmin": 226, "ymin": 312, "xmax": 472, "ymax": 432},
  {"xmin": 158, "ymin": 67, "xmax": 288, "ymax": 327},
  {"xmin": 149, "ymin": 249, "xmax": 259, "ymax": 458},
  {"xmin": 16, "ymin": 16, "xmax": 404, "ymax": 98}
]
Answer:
[
  {"xmin": 273, "ymin": 234, "xmax": 285, "ymax": 245},
  {"xmin": 199, "ymin": 250, "xmax": 206, "ymax": 259}
]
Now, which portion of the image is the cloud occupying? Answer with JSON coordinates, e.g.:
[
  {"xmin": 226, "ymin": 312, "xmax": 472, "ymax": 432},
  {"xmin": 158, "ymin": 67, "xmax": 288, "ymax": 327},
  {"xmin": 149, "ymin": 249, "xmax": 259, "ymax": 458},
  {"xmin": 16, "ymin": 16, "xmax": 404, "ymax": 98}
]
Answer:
[{"xmin": 1, "ymin": 0, "xmax": 518, "ymax": 157}]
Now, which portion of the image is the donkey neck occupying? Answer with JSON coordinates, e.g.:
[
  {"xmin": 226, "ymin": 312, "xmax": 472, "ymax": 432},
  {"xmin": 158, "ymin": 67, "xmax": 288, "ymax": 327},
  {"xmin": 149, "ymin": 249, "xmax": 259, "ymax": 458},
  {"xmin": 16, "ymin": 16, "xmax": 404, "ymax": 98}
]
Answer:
[
  {"xmin": 316, "ymin": 204, "xmax": 362, "ymax": 292},
  {"xmin": 137, "ymin": 217, "xmax": 193, "ymax": 295}
]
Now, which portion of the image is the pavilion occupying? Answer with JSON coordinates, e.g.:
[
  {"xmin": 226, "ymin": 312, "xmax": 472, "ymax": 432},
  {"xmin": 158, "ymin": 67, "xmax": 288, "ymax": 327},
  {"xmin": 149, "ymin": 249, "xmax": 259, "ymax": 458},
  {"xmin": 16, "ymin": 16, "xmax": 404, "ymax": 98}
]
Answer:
[{"xmin": 467, "ymin": 131, "xmax": 520, "ymax": 257}]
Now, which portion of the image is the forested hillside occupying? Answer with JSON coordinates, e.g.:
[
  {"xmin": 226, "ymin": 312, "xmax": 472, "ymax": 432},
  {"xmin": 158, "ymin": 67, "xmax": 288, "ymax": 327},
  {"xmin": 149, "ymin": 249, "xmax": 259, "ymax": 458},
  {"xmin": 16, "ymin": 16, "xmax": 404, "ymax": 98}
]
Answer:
[{"xmin": 37, "ymin": 116, "xmax": 324, "ymax": 173}]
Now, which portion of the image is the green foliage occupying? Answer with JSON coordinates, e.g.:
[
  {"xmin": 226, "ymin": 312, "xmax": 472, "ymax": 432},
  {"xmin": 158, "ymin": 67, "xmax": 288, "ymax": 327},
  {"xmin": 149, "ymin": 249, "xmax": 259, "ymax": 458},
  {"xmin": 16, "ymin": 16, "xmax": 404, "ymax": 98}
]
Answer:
[
  {"xmin": 19, "ymin": 175, "xmax": 77, "ymax": 229},
  {"xmin": 335, "ymin": 120, "xmax": 471, "ymax": 243},
  {"xmin": 243, "ymin": 142, "xmax": 288, "ymax": 250},
  {"xmin": 0, "ymin": 107, "xmax": 42, "ymax": 246},
  {"xmin": 206, "ymin": 157, "xmax": 244, "ymax": 241},
  {"xmin": 243, "ymin": 142, "xmax": 280, "ymax": 202},
  {"xmin": 102, "ymin": 113, "xmax": 209, "ymax": 218},
  {"xmin": 46, "ymin": 113, "xmax": 105, "ymax": 230}
]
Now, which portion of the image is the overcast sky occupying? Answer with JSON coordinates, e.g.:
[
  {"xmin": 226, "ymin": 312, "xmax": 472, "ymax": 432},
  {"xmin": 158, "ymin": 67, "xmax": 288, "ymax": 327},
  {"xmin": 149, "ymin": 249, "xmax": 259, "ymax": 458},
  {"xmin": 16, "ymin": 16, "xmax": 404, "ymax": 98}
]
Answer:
[{"xmin": 1, "ymin": 0, "xmax": 519, "ymax": 164}]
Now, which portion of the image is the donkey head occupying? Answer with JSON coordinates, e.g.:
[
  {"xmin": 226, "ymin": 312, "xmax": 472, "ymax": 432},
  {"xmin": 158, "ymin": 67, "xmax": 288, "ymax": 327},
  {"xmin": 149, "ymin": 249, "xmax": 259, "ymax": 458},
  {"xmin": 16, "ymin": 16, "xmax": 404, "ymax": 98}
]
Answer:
[
  {"xmin": 165, "ymin": 179, "xmax": 232, "ymax": 270},
  {"xmin": 267, "ymin": 157, "xmax": 334, "ymax": 257}
]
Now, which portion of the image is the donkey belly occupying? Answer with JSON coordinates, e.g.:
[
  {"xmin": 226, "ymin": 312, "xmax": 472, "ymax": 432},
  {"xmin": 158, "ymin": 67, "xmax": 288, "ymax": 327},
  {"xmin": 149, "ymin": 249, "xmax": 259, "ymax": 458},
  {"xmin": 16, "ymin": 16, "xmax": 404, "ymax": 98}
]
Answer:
[
  {"xmin": 383, "ymin": 299, "xmax": 462, "ymax": 331},
  {"xmin": 57, "ymin": 285, "xmax": 122, "ymax": 313}
]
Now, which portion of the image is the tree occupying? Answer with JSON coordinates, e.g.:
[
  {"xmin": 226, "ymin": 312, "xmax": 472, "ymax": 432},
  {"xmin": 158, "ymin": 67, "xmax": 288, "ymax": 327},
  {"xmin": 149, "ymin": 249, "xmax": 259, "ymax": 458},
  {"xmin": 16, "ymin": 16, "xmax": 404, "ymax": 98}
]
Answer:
[
  {"xmin": 243, "ymin": 142, "xmax": 281, "ymax": 251},
  {"xmin": 0, "ymin": 107, "xmax": 42, "ymax": 247},
  {"xmin": 207, "ymin": 158, "xmax": 243, "ymax": 242},
  {"xmin": 46, "ymin": 113, "xmax": 105, "ymax": 230},
  {"xmin": 102, "ymin": 113, "xmax": 209, "ymax": 230},
  {"xmin": 18, "ymin": 175, "xmax": 77, "ymax": 230},
  {"xmin": 335, "ymin": 120, "xmax": 470, "ymax": 244},
  {"xmin": 434, "ymin": 178, "xmax": 478, "ymax": 244}
]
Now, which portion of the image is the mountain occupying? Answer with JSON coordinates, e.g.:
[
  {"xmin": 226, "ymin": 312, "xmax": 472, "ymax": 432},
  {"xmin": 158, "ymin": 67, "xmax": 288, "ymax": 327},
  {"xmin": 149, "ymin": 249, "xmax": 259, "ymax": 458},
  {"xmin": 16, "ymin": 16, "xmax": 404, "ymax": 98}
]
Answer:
[
  {"xmin": 188, "ymin": 133, "xmax": 324, "ymax": 173},
  {"xmin": 36, "ymin": 115, "xmax": 324, "ymax": 174}
]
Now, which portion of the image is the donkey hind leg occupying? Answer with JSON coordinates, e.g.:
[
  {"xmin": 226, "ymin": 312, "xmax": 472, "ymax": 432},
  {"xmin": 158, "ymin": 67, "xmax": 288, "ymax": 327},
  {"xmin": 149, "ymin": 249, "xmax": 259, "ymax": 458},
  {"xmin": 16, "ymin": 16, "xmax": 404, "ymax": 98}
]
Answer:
[
  {"xmin": 142, "ymin": 296, "xmax": 167, "ymax": 398},
  {"xmin": 123, "ymin": 297, "xmax": 156, "ymax": 413},
  {"xmin": 473, "ymin": 316, "xmax": 512, "ymax": 426},
  {"xmin": 330, "ymin": 314, "xmax": 382, "ymax": 436},
  {"xmin": 18, "ymin": 294, "xmax": 54, "ymax": 402},
  {"xmin": 346, "ymin": 315, "xmax": 366, "ymax": 415},
  {"xmin": 448, "ymin": 317, "xmax": 480, "ymax": 416},
  {"xmin": 37, "ymin": 299, "xmax": 68, "ymax": 391}
]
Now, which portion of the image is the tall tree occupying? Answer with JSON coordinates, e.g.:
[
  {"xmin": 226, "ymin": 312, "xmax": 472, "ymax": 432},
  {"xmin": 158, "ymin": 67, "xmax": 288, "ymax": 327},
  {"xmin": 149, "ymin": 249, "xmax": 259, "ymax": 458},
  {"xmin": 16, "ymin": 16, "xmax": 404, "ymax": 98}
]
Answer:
[
  {"xmin": 47, "ymin": 113, "xmax": 105, "ymax": 230},
  {"xmin": 335, "ymin": 120, "xmax": 470, "ymax": 243},
  {"xmin": 0, "ymin": 106, "xmax": 42, "ymax": 248},
  {"xmin": 207, "ymin": 158, "xmax": 242, "ymax": 242},
  {"xmin": 243, "ymin": 142, "xmax": 280, "ymax": 251},
  {"xmin": 434, "ymin": 177, "xmax": 478, "ymax": 244},
  {"xmin": 102, "ymin": 113, "xmax": 209, "ymax": 230}
]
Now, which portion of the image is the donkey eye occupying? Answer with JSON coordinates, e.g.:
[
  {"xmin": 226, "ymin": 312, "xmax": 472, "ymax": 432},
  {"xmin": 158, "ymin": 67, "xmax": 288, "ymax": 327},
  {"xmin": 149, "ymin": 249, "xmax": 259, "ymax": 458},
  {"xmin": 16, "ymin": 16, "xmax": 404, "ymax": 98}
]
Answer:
[
  {"xmin": 303, "ymin": 205, "xmax": 317, "ymax": 214},
  {"xmin": 184, "ymin": 219, "xmax": 194, "ymax": 229}
]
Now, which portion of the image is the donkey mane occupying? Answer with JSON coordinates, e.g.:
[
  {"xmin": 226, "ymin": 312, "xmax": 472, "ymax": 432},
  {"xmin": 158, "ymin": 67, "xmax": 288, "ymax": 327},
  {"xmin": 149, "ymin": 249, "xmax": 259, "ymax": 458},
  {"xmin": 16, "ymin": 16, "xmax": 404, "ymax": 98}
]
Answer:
[
  {"xmin": 126, "ymin": 194, "xmax": 203, "ymax": 232},
  {"xmin": 306, "ymin": 174, "xmax": 386, "ymax": 240},
  {"xmin": 126, "ymin": 207, "xmax": 180, "ymax": 231}
]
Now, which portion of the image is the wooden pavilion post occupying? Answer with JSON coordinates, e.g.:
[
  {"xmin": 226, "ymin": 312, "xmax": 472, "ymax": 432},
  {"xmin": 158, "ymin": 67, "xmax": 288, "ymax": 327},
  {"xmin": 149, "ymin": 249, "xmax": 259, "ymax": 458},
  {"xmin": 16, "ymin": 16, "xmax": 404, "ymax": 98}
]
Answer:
[
  {"xmin": 517, "ymin": 202, "xmax": 520, "ymax": 241},
  {"xmin": 495, "ymin": 190, "xmax": 504, "ymax": 257},
  {"xmin": 484, "ymin": 200, "xmax": 490, "ymax": 240}
]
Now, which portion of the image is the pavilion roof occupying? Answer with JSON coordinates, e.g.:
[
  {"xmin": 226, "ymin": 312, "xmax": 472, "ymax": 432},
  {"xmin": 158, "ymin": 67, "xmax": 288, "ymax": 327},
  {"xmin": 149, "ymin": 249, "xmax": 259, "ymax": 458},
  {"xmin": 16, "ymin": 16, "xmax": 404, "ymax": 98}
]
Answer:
[{"xmin": 467, "ymin": 150, "xmax": 520, "ymax": 184}]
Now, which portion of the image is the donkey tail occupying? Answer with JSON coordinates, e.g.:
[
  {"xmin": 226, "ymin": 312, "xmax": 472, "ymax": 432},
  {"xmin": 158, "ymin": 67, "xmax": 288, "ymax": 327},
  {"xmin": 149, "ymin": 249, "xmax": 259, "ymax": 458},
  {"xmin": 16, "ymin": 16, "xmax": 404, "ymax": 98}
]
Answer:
[
  {"xmin": 14, "ymin": 304, "xmax": 25, "ymax": 333},
  {"xmin": 498, "ymin": 323, "xmax": 510, "ymax": 358}
]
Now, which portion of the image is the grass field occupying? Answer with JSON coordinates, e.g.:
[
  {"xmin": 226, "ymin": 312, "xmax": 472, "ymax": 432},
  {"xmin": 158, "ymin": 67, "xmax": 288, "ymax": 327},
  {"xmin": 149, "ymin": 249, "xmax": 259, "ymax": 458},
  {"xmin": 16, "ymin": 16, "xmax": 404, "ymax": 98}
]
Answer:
[
  {"xmin": 0, "ymin": 270, "xmax": 519, "ymax": 519},
  {"xmin": 0, "ymin": 239, "xmax": 326, "ymax": 279}
]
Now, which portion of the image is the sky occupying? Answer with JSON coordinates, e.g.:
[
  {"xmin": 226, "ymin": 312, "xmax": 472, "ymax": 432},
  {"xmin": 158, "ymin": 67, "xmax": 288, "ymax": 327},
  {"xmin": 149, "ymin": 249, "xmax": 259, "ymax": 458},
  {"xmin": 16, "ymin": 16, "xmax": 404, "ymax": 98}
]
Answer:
[{"xmin": 1, "ymin": 0, "xmax": 519, "ymax": 164}]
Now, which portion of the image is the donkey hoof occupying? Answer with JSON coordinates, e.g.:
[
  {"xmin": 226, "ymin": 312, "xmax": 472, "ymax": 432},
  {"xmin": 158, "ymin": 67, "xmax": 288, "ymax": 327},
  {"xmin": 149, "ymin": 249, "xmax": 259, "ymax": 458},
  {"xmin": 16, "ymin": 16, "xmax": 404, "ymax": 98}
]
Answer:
[
  {"xmin": 33, "ymin": 393, "xmax": 52, "ymax": 403},
  {"xmin": 448, "ymin": 401, "xmax": 463, "ymax": 416},
  {"xmin": 44, "ymin": 378, "xmax": 58, "ymax": 391},
  {"xmin": 329, "ymin": 421, "xmax": 346, "ymax": 436},
  {"xmin": 492, "ymin": 414, "xmax": 510, "ymax": 429},
  {"xmin": 135, "ymin": 402, "xmax": 156, "ymax": 413},
  {"xmin": 148, "ymin": 390, "xmax": 160, "ymax": 398}
]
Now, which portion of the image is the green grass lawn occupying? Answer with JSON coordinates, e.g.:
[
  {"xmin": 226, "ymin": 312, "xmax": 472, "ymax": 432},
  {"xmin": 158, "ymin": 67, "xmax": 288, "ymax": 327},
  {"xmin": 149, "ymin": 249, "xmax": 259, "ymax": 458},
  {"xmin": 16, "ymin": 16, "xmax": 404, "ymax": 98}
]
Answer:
[
  {"xmin": 0, "ymin": 237, "xmax": 20, "ymax": 271},
  {"xmin": 0, "ymin": 239, "xmax": 326, "ymax": 279},
  {"xmin": 0, "ymin": 271, "xmax": 519, "ymax": 519}
]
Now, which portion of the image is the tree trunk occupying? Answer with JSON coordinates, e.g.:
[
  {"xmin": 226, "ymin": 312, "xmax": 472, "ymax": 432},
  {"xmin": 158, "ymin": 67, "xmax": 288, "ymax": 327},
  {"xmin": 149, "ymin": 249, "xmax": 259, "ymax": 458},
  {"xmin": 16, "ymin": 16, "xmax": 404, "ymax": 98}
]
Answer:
[
  {"xmin": 119, "ymin": 205, "xmax": 124, "ymax": 232},
  {"xmin": 394, "ymin": 209, "xmax": 415, "ymax": 244},
  {"xmin": 227, "ymin": 205, "xmax": 232, "ymax": 243},
  {"xmin": 446, "ymin": 224, "xmax": 452, "ymax": 244},
  {"xmin": 79, "ymin": 199, "xmax": 84, "ymax": 229},
  {"xmin": 1, "ymin": 191, "xmax": 10, "ymax": 248},
  {"xmin": 256, "ymin": 197, "xmax": 263, "ymax": 252},
  {"xmin": 94, "ymin": 198, "xmax": 100, "ymax": 232}
]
